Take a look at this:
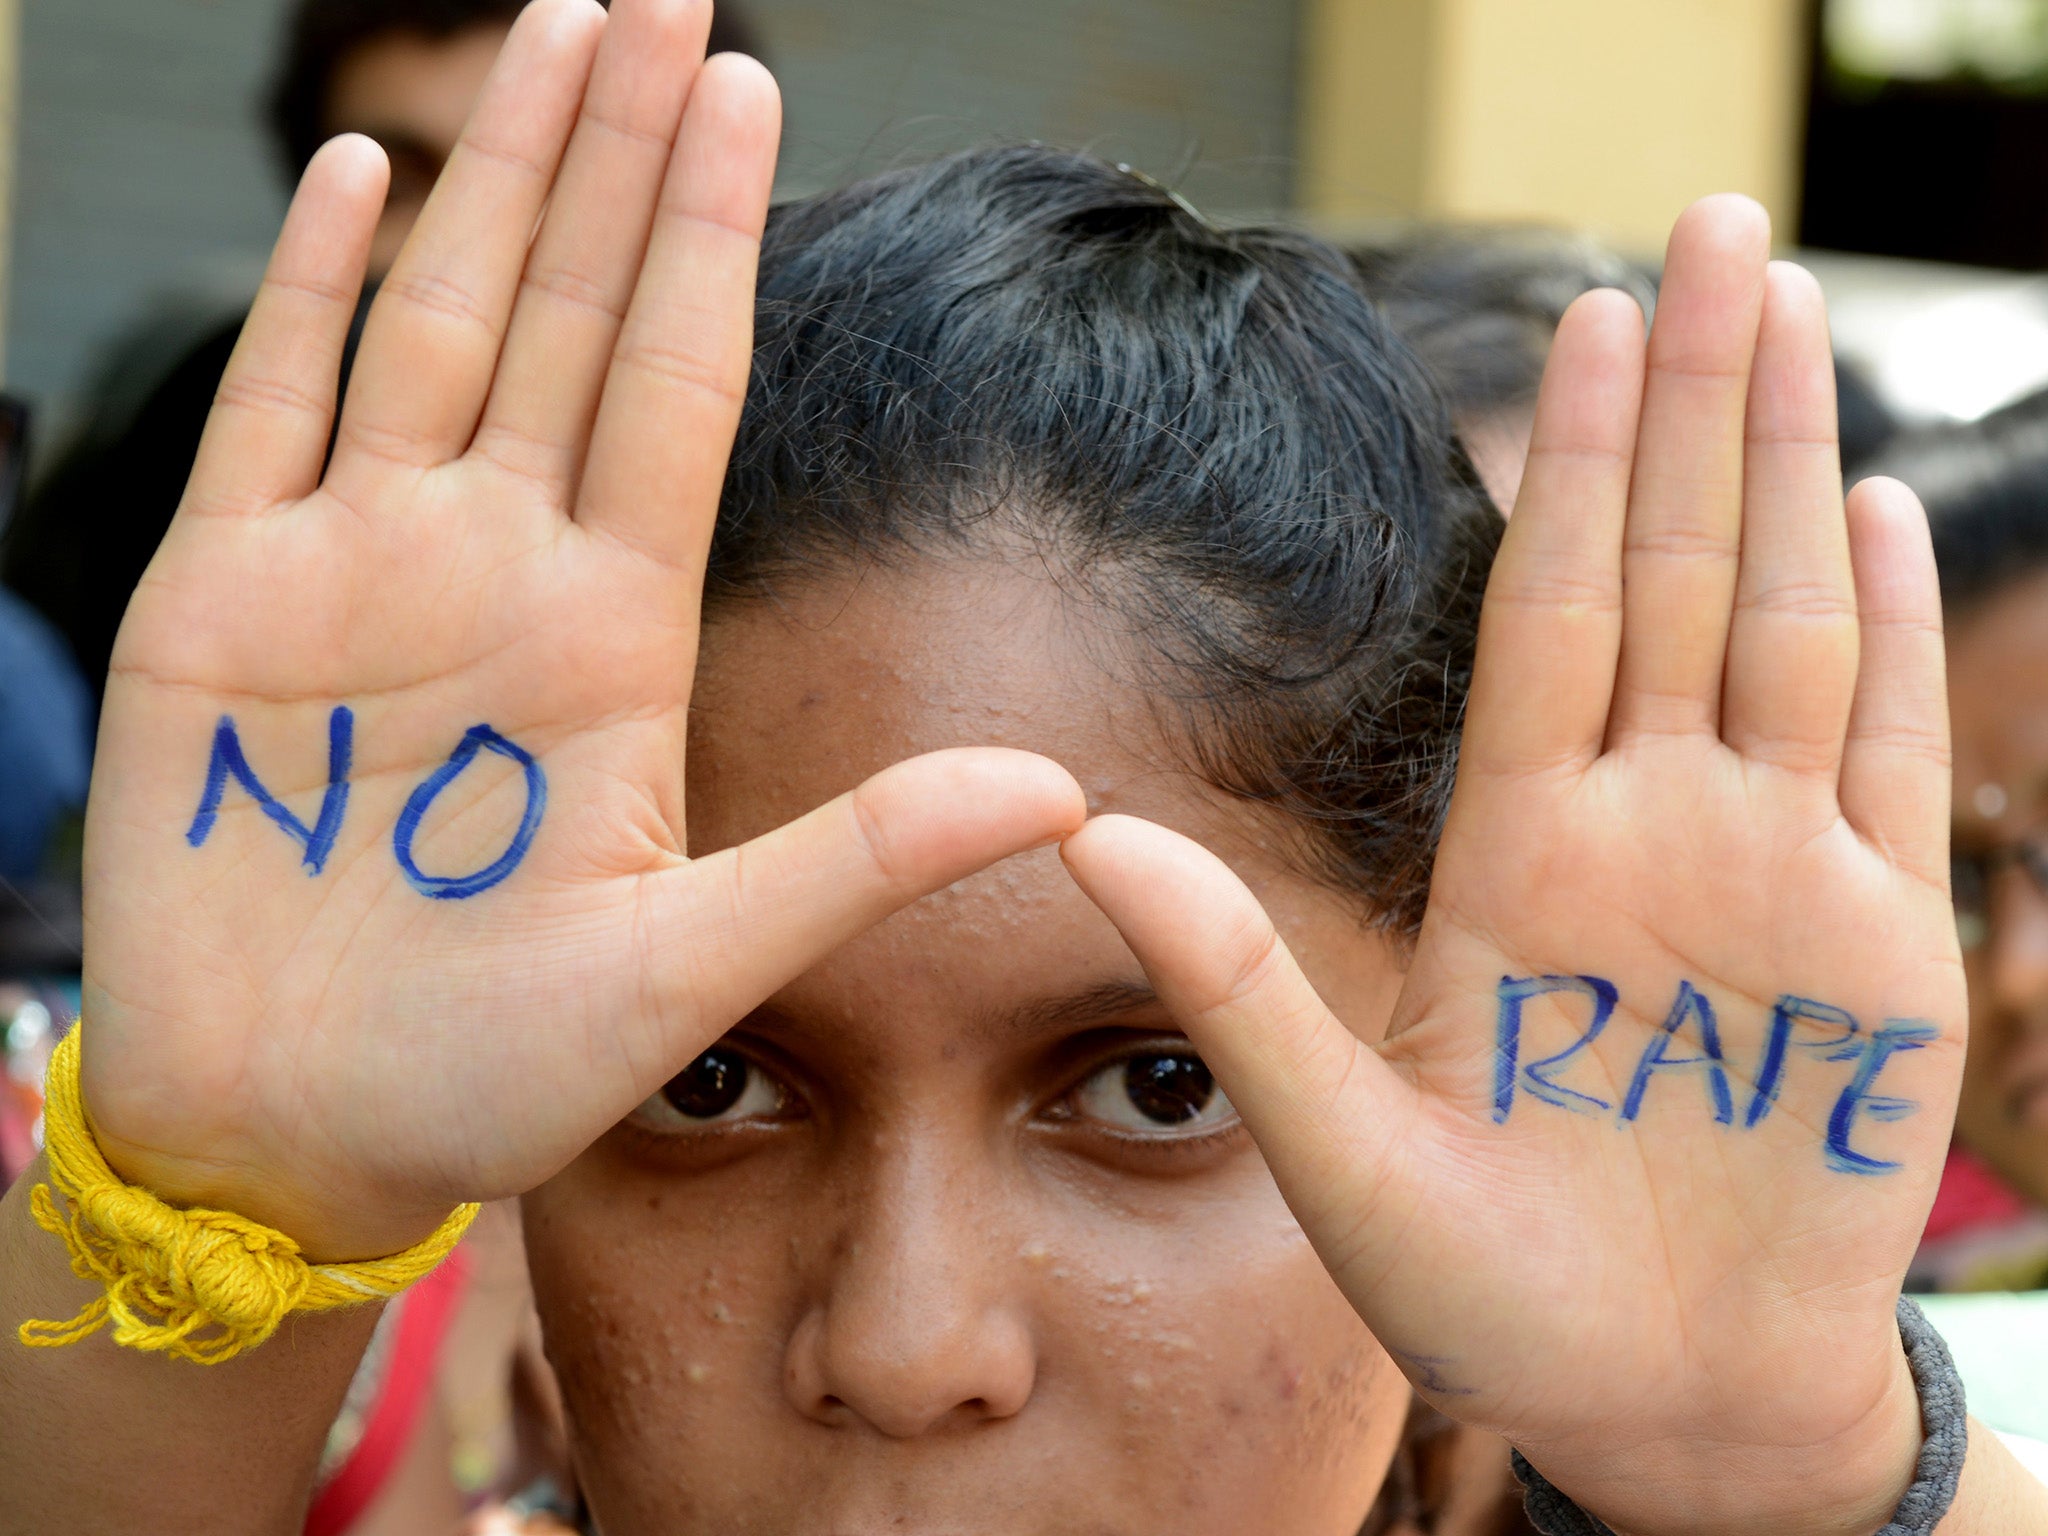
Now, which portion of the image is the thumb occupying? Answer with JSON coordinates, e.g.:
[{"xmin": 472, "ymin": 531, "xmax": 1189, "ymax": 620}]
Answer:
[
  {"xmin": 639, "ymin": 747, "xmax": 1086, "ymax": 1066},
  {"xmin": 1059, "ymin": 813, "xmax": 1425, "ymax": 1282}
]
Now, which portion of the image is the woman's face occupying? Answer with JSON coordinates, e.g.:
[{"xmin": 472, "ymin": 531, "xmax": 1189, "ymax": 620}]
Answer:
[
  {"xmin": 1947, "ymin": 567, "xmax": 2048, "ymax": 1209},
  {"xmin": 522, "ymin": 558, "xmax": 1414, "ymax": 1534}
]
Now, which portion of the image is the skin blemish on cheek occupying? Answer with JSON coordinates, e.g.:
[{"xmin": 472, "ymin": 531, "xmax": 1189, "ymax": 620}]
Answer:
[
  {"xmin": 1263, "ymin": 1341, "xmax": 1305, "ymax": 1403},
  {"xmin": 1018, "ymin": 1237, "xmax": 1073, "ymax": 1282},
  {"xmin": 693, "ymin": 1266, "xmax": 741, "ymax": 1329}
]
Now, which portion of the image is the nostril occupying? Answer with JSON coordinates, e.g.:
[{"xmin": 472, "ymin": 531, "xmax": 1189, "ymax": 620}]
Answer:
[{"xmin": 784, "ymin": 1289, "xmax": 1038, "ymax": 1433}]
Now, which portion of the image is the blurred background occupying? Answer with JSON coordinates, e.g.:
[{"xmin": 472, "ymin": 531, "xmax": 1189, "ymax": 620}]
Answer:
[{"xmin": 12, "ymin": 0, "xmax": 2048, "ymax": 443}]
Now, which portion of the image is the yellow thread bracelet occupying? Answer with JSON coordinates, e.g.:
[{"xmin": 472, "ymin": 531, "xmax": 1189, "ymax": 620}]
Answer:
[{"xmin": 19, "ymin": 1024, "xmax": 478, "ymax": 1364}]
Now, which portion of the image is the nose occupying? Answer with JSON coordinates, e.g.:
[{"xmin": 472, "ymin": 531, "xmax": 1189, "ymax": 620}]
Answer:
[
  {"xmin": 783, "ymin": 1139, "xmax": 1037, "ymax": 1439},
  {"xmin": 1989, "ymin": 874, "xmax": 2048, "ymax": 1031}
]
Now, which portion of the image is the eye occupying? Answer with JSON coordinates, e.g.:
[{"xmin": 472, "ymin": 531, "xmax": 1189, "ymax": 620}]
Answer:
[
  {"xmin": 1072, "ymin": 1049, "xmax": 1235, "ymax": 1135},
  {"xmin": 631, "ymin": 1046, "xmax": 788, "ymax": 1132}
]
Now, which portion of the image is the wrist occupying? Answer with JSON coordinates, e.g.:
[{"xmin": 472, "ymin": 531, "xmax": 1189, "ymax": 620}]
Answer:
[
  {"xmin": 88, "ymin": 1125, "xmax": 452, "ymax": 1265},
  {"xmin": 1526, "ymin": 1346, "xmax": 1925, "ymax": 1536},
  {"xmin": 65, "ymin": 1019, "xmax": 454, "ymax": 1263},
  {"xmin": 71, "ymin": 1014, "xmax": 452, "ymax": 1263},
  {"xmin": 22, "ymin": 1023, "xmax": 477, "ymax": 1363}
]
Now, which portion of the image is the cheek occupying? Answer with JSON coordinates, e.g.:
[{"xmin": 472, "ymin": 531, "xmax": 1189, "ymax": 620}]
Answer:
[
  {"xmin": 1960, "ymin": 960, "xmax": 2005, "ymax": 1079},
  {"xmin": 1961, "ymin": 949, "xmax": 2003, "ymax": 1079},
  {"xmin": 1041, "ymin": 1174, "xmax": 1407, "ymax": 1523},
  {"xmin": 369, "ymin": 208, "xmax": 421, "ymax": 276},
  {"xmin": 521, "ymin": 1151, "xmax": 811, "ymax": 1518},
  {"xmin": 1957, "ymin": 955, "xmax": 2025, "ymax": 1118}
]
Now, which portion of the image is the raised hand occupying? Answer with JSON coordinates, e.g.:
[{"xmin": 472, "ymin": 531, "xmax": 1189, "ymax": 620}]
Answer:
[
  {"xmin": 82, "ymin": 0, "xmax": 1082, "ymax": 1262},
  {"xmin": 1064, "ymin": 199, "xmax": 1961, "ymax": 1536}
]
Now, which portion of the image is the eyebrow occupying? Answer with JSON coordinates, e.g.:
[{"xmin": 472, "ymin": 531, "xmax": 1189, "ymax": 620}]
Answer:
[{"xmin": 976, "ymin": 980, "xmax": 1166, "ymax": 1047}]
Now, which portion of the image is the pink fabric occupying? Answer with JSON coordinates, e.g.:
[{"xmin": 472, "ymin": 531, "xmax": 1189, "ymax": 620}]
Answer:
[
  {"xmin": 303, "ymin": 1248, "xmax": 471, "ymax": 1536},
  {"xmin": 0, "ymin": 1076, "xmax": 39, "ymax": 1189},
  {"xmin": 1924, "ymin": 1143, "xmax": 2031, "ymax": 1245}
]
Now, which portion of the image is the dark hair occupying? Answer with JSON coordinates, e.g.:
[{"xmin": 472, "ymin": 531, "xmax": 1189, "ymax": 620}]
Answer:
[
  {"xmin": 268, "ymin": 0, "xmax": 764, "ymax": 177},
  {"xmin": 1860, "ymin": 386, "xmax": 2048, "ymax": 615},
  {"xmin": 1347, "ymin": 227, "xmax": 1657, "ymax": 424},
  {"xmin": 711, "ymin": 146, "xmax": 1501, "ymax": 932}
]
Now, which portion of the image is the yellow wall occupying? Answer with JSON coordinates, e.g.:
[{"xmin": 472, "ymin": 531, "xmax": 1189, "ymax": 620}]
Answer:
[
  {"xmin": 1299, "ymin": 0, "xmax": 1810, "ymax": 255},
  {"xmin": 1298, "ymin": 0, "xmax": 1437, "ymax": 218}
]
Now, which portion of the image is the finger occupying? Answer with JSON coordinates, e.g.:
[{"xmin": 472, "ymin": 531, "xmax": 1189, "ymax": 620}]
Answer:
[
  {"xmin": 332, "ymin": 0, "xmax": 604, "ymax": 478},
  {"xmin": 1462, "ymin": 289, "xmax": 1645, "ymax": 778},
  {"xmin": 1608, "ymin": 195, "xmax": 1772, "ymax": 741},
  {"xmin": 1839, "ymin": 476, "xmax": 1949, "ymax": 883},
  {"xmin": 644, "ymin": 747, "xmax": 1086, "ymax": 1057},
  {"xmin": 1059, "ymin": 813, "xmax": 1423, "ymax": 1270},
  {"xmin": 576, "ymin": 52, "xmax": 780, "ymax": 568},
  {"xmin": 476, "ymin": 0, "xmax": 714, "ymax": 493},
  {"xmin": 180, "ymin": 136, "xmax": 388, "ymax": 519},
  {"xmin": 1720, "ymin": 263, "xmax": 1858, "ymax": 774}
]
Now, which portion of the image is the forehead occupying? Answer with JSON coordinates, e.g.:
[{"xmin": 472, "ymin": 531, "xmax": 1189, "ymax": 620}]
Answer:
[
  {"xmin": 689, "ymin": 557, "xmax": 1190, "ymax": 849},
  {"xmin": 1948, "ymin": 569, "xmax": 2048, "ymax": 827},
  {"xmin": 684, "ymin": 558, "xmax": 1351, "ymax": 1045}
]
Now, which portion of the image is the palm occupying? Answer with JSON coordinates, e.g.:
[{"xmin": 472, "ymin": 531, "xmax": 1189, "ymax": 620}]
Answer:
[
  {"xmin": 1067, "ymin": 201, "xmax": 1959, "ymax": 1536},
  {"xmin": 1388, "ymin": 735, "xmax": 1958, "ymax": 1442},
  {"xmin": 95, "ymin": 483, "xmax": 691, "ymax": 1200},
  {"xmin": 81, "ymin": 0, "xmax": 1082, "ymax": 1262}
]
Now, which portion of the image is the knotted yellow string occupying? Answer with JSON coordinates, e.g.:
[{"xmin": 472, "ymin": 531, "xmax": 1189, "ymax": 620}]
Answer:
[{"xmin": 19, "ymin": 1024, "xmax": 477, "ymax": 1364}]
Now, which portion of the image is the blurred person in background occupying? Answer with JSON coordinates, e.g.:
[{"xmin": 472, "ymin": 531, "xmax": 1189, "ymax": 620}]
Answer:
[
  {"xmin": 1351, "ymin": 228, "xmax": 1896, "ymax": 515},
  {"xmin": 0, "ymin": 389, "xmax": 92, "ymax": 973},
  {"xmin": 1863, "ymin": 390, "xmax": 2048, "ymax": 1295},
  {"xmin": 269, "ymin": 0, "xmax": 758, "ymax": 277},
  {"xmin": 1349, "ymin": 229, "xmax": 1658, "ymax": 514},
  {"xmin": 0, "ymin": 0, "xmax": 762, "ymax": 708}
]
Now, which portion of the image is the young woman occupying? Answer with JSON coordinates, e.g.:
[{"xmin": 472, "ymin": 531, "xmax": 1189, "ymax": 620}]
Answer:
[{"xmin": 2, "ymin": 2, "xmax": 2043, "ymax": 1532}]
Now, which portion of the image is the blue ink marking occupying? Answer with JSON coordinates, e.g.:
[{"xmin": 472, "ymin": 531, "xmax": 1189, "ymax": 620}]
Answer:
[
  {"xmin": 1745, "ymin": 995, "xmax": 1861, "ymax": 1128},
  {"xmin": 1619, "ymin": 980, "xmax": 1733, "ymax": 1125},
  {"xmin": 392, "ymin": 725, "xmax": 547, "ymax": 900},
  {"xmin": 1392, "ymin": 1350, "xmax": 1477, "ymax": 1398},
  {"xmin": 1825, "ymin": 1021, "xmax": 1939, "ymax": 1175},
  {"xmin": 185, "ymin": 706, "xmax": 354, "ymax": 874},
  {"xmin": 1492, "ymin": 974, "xmax": 1619, "ymax": 1123}
]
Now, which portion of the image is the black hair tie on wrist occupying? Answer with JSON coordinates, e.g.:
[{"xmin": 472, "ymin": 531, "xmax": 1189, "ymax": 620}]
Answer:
[{"xmin": 1511, "ymin": 1297, "xmax": 1969, "ymax": 1536}]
